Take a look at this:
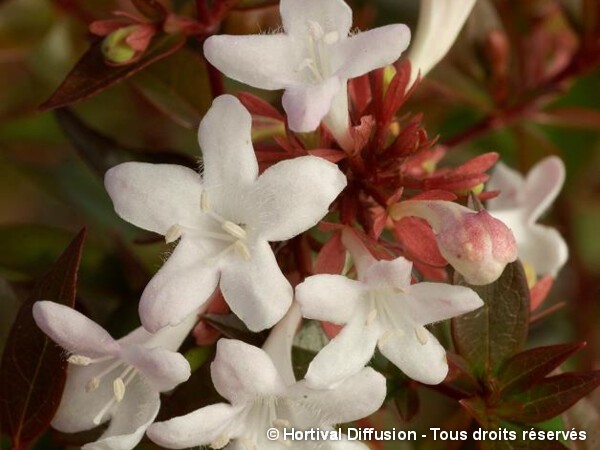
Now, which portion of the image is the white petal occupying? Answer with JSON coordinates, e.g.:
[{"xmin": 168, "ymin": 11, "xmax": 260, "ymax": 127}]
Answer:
[
  {"xmin": 487, "ymin": 161, "xmax": 525, "ymax": 210},
  {"xmin": 33, "ymin": 301, "xmax": 119, "ymax": 358},
  {"xmin": 82, "ymin": 378, "xmax": 160, "ymax": 450},
  {"xmin": 290, "ymin": 367, "xmax": 386, "ymax": 424},
  {"xmin": 262, "ymin": 303, "xmax": 302, "ymax": 386},
  {"xmin": 104, "ymin": 162, "xmax": 202, "ymax": 235},
  {"xmin": 147, "ymin": 403, "xmax": 243, "ymax": 449},
  {"xmin": 139, "ymin": 239, "xmax": 219, "ymax": 333},
  {"xmin": 203, "ymin": 34, "xmax": 303, "ymax": 90},
  {"xmin": 340, "ymin": 230, "xmax": 378, "ymax": 279},
  {"xmin": 211, "ymin": 339, "xmax": 287, "ymax": 404},
  {"xmin": 280, "ymin": 0, "xmax": 352, "ymax": 38},
  {"xmin": 282, "ymin": 77, "xmax": 343, "ymax": 132},
  {"xmin": 378, "ymin": 327, "xmax": 448, "ymax": 384},
  {"xmin": 521, "ymin": 156, "xmax": 565, "ymax": 223},
  {"xmin": 219, "ymin": 240, "xmax": 292, "ymax": 332},
  {"xmin": 323, "ymin": 88, "xmax": 352, "ymax": 151},
  {"xmin": 120, "ymin": 345, "xmax": 190, "ymax": 392},
  {"xmin": 252, "ymin": 156, "xmax": 347, "ymax": 242},
  {"xmin": 405, "ymin": 282, "xmax": 483, "ymax": 325},
  {"xmin": 304, "ymin": 312, "xmax": 380, "ymax": 388},
  {"xmin": 198, "ymin": 95, "xmax": 259, "ymax": 191},
  {"xmin": 361, "ymin": 257, "xmax": 412, "ymax": 291},
  {"xmin": 335, "ymin": 24, "xmax": 411, "ymax": 79},
  {"xmin": 519, "ymin": 224, "xmax": 568, "ymax": 276},
  {"xmin": 295, "ymin": 275, "xmax": 364, "ymax": 324},
  {"xmin": 408, "ymin": 0, "xmax": 477, "ymax": 84},
  {"xmin": 52, "ymin": 363, "xmax": 117, "ymax": 433}
]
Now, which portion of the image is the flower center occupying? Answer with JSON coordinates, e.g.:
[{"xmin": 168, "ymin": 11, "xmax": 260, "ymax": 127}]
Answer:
[
  {"xmin": 68, "ymin": 354, "xmax": 139, "ymax": 425},
  {"xmin": 365, "ymin": 289, "xmax": 430, "ymax": 347},
  {"xmin": 296, "ymin": 20, "xmax": 339, "ymax": 83},
  {"xmin": 164, "ymin": 190, "xmax": 251, "ymax": 262}
]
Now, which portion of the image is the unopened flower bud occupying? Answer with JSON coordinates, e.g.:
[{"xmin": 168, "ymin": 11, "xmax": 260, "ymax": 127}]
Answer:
[
  {"xmin": 390, "ymin": 200, "xmax": 518, "ymax": 285},
  {"xmin": 101, "ymin": 24, "xmax": 155, "ymax": 65}
]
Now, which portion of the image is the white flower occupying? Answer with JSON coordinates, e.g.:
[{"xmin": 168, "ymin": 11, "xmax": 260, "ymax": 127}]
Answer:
[
  {"xmin": 32, "ymin": 301, "xmax": 195, "ymax": 450},
  {"xmin": 487, "ymin": 156, "xmax": 568, "ymax": 277},
  {"xmin": 147, "ymin": 304, "xmax": 385, "ymax": 450},
  {"xmin": 105, "ymin": 95, "xmax": 347, "ymax": 333},
  {"xmin": 203, "ymin": 0, "xmax": 410, "ymax": 149},
  {"xmin": 408, "ymin": 0, "xmax": 478, "ymax": 85},
  {"xmin": 389, "ymin": 199, "xmax": 518, "ymax": 285},
  {"xmin": 295, "ymin": 230, "xmax": 483, "ymax": 388}
]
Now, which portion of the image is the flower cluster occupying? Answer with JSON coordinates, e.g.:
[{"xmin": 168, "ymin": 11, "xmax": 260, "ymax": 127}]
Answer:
[{"xmin": 33, "ymin": 1, "xmax": 569, "ymax": 449}]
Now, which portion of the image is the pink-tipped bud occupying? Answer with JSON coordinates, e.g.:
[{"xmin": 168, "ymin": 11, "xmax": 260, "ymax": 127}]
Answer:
[{"xmin": 390, "ymin": 200, "xmax": 518, "ymax": 285}]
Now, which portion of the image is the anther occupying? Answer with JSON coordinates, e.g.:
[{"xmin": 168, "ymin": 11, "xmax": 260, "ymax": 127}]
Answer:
[
  {"xmin": 323, "ymin": 31, "xmax": 339, "ymax": 44},
  {"xmin": 307, "ymin": 20, "xmax": 324, "ymax": 39},
  {"xmin": 366, "ymin": 309, "xmax": 378, "ymax": 326},
  {"xmin": 273, "ymin": 418, "xmax": 290, "ymax": 428},
  {"xmin": 414, "ymin": 326, "xmax": 429, "ymax": 345},
  {"xmin": 234, "ymin": 241, "xmax": 251, "ymax": 261},
  {"xmin": 86, "ymin": 377, "xmax": 100, "ymax": 392},
  {"xmin": 68, "ymin": 354, "xmax": 92, "ymax": 366},
  {"xmin": 113, "ymin": 377, "xmax": 126, "ymax": 402},
  {"xmin": 200, "ymin": 191, "xmax": 210, "ymax": 212},
  {"xmin": 379, "ymin": 330, "xmax": 393, "ymax": 346},
  {"xmin": 222, "ymin": 221, "xmax": 247, "ymax": 240},
  {"xmin": 210, "ymin": 433, "xmax": 230, "ymax": 449},
  {"xmin": 165, "ymin": 224, "xmax": 183, "ymax": 244}
]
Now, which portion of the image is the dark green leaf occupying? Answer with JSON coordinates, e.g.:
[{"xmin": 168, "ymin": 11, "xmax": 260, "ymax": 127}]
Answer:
[
  {"xmin": 0, "ymin": 229, "xmax": 86, "ymax": 449},
  {"xmin": 39, "ymin": 33, "xmax": 186, "ymax": 111},
  {"xmin": 451, "ymin": 261, "xmax": 530, "ymax": 382},
  {"xmin": 54, "ymin": 108, "xmax": 197, "ymax": 176},
  {"xmin": 498, "ymin": 372, "xmax": 600, "ymax": 424},
  {"xmin": 497, "ymin": 342, "xmax": 586, "ymax": 395},
  {"xmin": 203, "ymin": 313, "xmax": 268, "ymax": 347}
]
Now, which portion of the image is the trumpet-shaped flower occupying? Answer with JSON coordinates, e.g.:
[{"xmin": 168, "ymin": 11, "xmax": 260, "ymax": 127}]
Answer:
[
  {"xmin": 487, "ymin": 156, "xmax": 568, "ymax": 277},
  {"xmin": 408, "ymin": 0, "xmax": 478, "ymax": 85},
  {"xmin": 390, "ymin": 200, "xmax": 518, "ymax": 285},
  {"xmin": 147, "ymin": 305, "xmax": 385, "ymax": 450},
  {"xmin": 203, "ymin": 0, "xmax": 410, "ymax": 149},
  {"xmin": 105, "ymin": 95, "xmax": 346, "ymax": 333},
  {"xmin": 32, "ymin": 301, "xmax": 195, "ymax": 450},
  {"xmin": 295, "ymin": 231, "xmax": 484, "ymax": 388}
]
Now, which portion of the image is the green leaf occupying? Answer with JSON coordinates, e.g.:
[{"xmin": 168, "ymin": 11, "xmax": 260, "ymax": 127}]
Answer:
[
  {"xmin": 497, "ymin": 372, "xmax": 600, "ymax": 424},
  {"xmin": 54, "ymin": 108, "xmax": 197, "ymax": 177},
  {"xmin": 0, "ymin": 229, "xmax": 86, "ymax": 449},
  {"xmin": 39, "ymin": 33, "xmax": 186, "ymax": 111},
  {"xmin": 497, "ymin": 342, "xmax": 586, "ymax": 395},
  {"xmin": 451, "ymin": 261, "xmax": 530, "ymax": 382}
]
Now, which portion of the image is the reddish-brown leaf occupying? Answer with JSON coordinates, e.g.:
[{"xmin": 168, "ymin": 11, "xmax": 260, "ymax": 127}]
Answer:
[
  {"xmin": 497, "ymin": 342, "xmax": 586, "ymax": 395},
  {"xmin": 314, "ymin": 233, "xmax": 346, "ymax": 275},
  {"xmin": 0, "ymin": 229, "xmax": 86, "ymax": 449},
  {"xmin": 39, "ymin": 33, "xmax": 186, "ymax": 111},
  {"xmin": 132, "ymin": 0, "xmax": 167, "ymax": 21},
  {"xmin": 237, "ymin": 92, "xmax": 284, "ymax": 121},
  {"xmin": 498, "ymin": 372, "xmax": 600, "ymax": 423}
]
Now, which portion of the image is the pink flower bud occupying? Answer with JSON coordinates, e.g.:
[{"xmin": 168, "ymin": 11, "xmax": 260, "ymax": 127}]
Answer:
[{"xmin": 390, "ymin": 200, "xmax": 518, "ymax": 285}]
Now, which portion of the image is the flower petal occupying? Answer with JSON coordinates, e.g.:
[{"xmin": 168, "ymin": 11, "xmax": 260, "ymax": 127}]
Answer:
[
  {"xmin": 82, "ymin": 378, "xmax": 160, "ymax": 450},
  {"xmin": 282, "ymin": 77, "xmax": 343, "ymax": 132},
  {"xmin": 203, "ymin": 34, "xmax": 302, "ymax": 90},
  {"xmin": 362, "ymin": 257, "xmax": 412, "ymax": 291},
  {"xmin": 378, "ymin": 327, "xmax": 448, "ymax": 384},
  {"xmin": 486, "ymin": 161, "xmax": 525, "ymax": 210},
  {"xmin": 405, "ymin": 282, "xmax": 483, "ymax": 325},
  {"xmin": 104, "ymin": 162, "xmax": 202, "ymax": 235},
  {"xmin": 120, "ymin": 345, "xmax": 190, "ymax": 392},
  {"xmin": 198, "ymin": 95, "xmax": 259, "ymax": 191},
  {"xmin": 280, "ymin": 0, "xmax": 352, "ymax": 38},
  {"xmin": 52, "ymin": 362, "xmax": 117, "ymax": 433},
  {"xmin": 335, "ymin": 24, "xmax": 411, "ymax": 80},
  {"xmin": 139, "ymin": 238, "xmax": 219, "ymax": 333},
  {"xmin": 304, "ymin": 311, "xmax": 380, "ymax": 388},
  {"xmin": 33, "ymin": 301, "xmax": 119, "ymax": 358},
  {"xmin": 219, "ymin": 240, "xmax": 292, "ymax": 332},
  {"xmin": 295, "ymin": 274, "xmax": 364, "ymax": 324},
  {"xmin": 522, "ymin": 156, "xmax": 566, "ymax": 223},
  {"xmin": 408, "ymin": 0, "xmax": 477, "ymax": 84},
  {"xmin": 519, "ymin": 224, "xmax": 568, "ymax": 276},
  {"xmin": 252, "ymin": 156, "xmax": 347, "ymax": 241},
  {"xmin": 147, "ymin": 403, "xmax": 243, "ymax": 449},
  {"xmin": 290, "ymin": 367, "xmax": 386, "ymax": 424},
  {"xmin": 262, "ymin": 303, "xmax": 302, "ymax": 386},
  {"xmin": 211, "ymin": 339, "xmax": 287, "ymax": 404}
]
